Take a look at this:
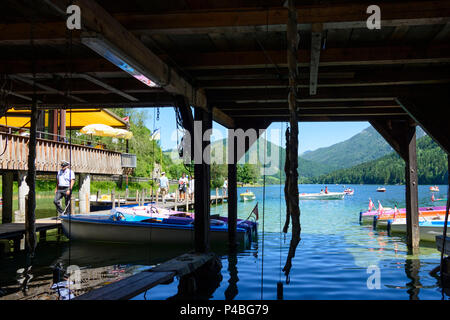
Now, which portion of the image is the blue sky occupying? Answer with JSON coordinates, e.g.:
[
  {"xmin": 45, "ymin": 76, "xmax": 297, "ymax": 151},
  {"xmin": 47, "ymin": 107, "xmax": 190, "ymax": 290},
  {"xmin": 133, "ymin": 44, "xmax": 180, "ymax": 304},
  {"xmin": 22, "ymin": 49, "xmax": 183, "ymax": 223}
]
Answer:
[{"xmin": 142, "ymin": 107, "xmax": 370, "ymax": 154}]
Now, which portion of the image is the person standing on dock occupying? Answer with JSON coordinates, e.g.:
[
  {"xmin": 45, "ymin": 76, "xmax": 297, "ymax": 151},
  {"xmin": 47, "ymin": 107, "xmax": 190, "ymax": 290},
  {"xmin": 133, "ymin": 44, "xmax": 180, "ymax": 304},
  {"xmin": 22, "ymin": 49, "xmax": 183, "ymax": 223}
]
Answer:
[
  {"xmin": 158, "ymin": 172, "xmax": 169, "ymax": 204},
  {"xmin": 54, "ymin": 160, "xmax": 75, "ymax": 216},
  {"xmin": 222, "ymin": 178, "xmax": 228, "ymax": 196}
]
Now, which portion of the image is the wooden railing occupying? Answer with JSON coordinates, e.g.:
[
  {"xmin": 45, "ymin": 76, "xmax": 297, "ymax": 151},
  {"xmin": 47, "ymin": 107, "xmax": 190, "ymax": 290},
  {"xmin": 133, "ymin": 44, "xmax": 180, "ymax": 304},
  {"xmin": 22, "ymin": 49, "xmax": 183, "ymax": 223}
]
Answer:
[{"xmin": 0, "ymin": 132, "xmax": 123, "ymax": 175}]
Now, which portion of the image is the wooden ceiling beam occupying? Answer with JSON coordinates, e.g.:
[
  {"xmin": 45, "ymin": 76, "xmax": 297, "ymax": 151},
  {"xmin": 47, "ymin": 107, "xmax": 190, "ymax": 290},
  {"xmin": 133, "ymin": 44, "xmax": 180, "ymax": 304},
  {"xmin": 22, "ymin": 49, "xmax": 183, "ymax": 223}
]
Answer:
[{"xmin": 2, "ymin": 1, "xmax": 450, "ymax": 39}]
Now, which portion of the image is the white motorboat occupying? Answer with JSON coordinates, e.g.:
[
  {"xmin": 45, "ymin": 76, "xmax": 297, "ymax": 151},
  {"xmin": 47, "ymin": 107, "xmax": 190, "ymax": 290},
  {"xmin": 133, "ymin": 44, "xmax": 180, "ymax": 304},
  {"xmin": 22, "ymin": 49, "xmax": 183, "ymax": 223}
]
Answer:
[
  {"xmin": 387, "ymin": 218, "xmax": 449, "ymax": 242},
  {"xmin": 298, "ymin": 192, "xmax": 345, "ymax": 200}
]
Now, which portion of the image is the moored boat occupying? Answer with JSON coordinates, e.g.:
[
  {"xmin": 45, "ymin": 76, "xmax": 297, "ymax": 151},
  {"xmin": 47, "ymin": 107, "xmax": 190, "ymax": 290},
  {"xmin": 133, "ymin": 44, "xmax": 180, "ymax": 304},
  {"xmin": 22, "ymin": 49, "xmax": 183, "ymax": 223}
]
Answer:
[
  {"xmin": 360, "ymin": 205, "xmax": 447, "ymax": 225},
  {"xmin": 60, "ymin": 204, "xmax": 258, "ymax": 246},
  {"xmin": 387, "ymin": 218, "xmax": 449, "ymax": 242},
  {"xmin": 240, "ymin": 191, "xmax": 256, "ymax": 201},
  {"xmin": 299, "ymin": 192, "xmax": 345, "ymax": 200},
  {"xmin": 376, "ymin": 187, "xmax": 386, "ymax": 192},
  {"xmin": 430, "ymin": 185, "xmax": 440, "ymax": 192}
]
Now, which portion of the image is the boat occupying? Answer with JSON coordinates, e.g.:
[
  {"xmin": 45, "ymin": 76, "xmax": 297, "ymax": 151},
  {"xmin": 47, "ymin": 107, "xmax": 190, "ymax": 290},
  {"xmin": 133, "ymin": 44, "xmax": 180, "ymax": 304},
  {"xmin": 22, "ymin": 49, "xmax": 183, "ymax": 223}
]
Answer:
[
  {"xmin": 387, "ymin": 218, "xmax": 449, "ymax": 242},
  {"xmin": 299, "ymin": 192, "xmax": 345, "ymax": 200},
  {"xmin": 376, "ymin": 187, "xmax": 386, "ymax": 192},
  {"xmin": 60, "ymin": 205, "xmax": 257, "ymax": 246},
  {"xmin": 360, "ymin": 205, "xmax": 447, "ymax": 225},
  {"xmin": 430, "ymin": 186, "xmax": 440, "ymax": 192},
  {"xmin": 344, "ymin": 188, "xmax": 354, "ymax": 195},
  {"xmin": 436, "ymin": 235, "xmax": 450, "ymax": 255},
  {"xmin": 240, "ymin": 191, "xmax": 256, "ymax": 201}
]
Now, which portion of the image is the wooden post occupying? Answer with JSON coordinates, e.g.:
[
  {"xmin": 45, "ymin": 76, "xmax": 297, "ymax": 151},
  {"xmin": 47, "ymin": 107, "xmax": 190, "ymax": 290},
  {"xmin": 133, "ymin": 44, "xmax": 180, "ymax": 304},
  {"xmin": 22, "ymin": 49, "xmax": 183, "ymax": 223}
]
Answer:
[
  {"xmin": 194, "ymin": 107, "xmax": 212, "ymax": 253},
  {"xmin": 405, "ymin": 124, "xmax": 420, "ymax": 253},
  {"xmin": 216, "ymin": 188, "xmax": 219, "ymax": 206},
  {"xmin": 175, "ymin": 190, "xmax": 178, "ymax": 211},
  {"xmin": 228, "ymin": 129, "xmax": 238, "ymax": 250},
  {"xmin": 136, "ymin": 190, "xmax": 139, "ymax": 205},
  {"xmin": 97, "ymin": 189, "xmax": 100, "ymax": 201},
  {"xmin": 1, "ymin": 171, "xmax": 14, "ymax": 224},
  {"xmin": 79, "ymin": 174, "xmax": 91, "ymax": 214},
  {"xmin": 111, "ymin": 189, "xmax": 116, "ymax": 209},
  {"xmin": 118, "ymin": 194, "xmax": 121, "ymax": 207},
  {"xmin": 25, "ymin": 93, "xmax": 38, "ymax": 257}
]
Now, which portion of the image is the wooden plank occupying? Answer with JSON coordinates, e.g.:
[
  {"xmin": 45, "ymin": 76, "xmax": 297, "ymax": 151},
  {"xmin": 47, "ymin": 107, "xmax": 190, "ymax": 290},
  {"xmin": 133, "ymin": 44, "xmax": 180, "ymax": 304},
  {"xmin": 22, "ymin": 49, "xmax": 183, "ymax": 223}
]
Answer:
[
  {"xmin": 74, "ymin": 271, "xmax": 175, "ymax": 300},
  {"xmin": 149, "ymin": 253, "xmax": 215, "ymax": 277}
]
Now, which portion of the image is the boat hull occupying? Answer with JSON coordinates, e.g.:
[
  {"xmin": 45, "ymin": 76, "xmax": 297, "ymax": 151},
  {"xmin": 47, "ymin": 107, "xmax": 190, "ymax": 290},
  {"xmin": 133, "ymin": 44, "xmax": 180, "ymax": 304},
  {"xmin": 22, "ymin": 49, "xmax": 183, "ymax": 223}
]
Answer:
[
  {"xmin": 388, "ymin": 220, "xmax": 449, "ymax": 242},
  {"xmin": 299, "ymin": 192, "xmax": 345, "ymax": 200},
  {"xmin": 240, "ymin": 195, "xmax": 256, "ymax": 201},
  {"xmin": 61, "ymin": 214, "xmax": 249, "ymax": 246}
]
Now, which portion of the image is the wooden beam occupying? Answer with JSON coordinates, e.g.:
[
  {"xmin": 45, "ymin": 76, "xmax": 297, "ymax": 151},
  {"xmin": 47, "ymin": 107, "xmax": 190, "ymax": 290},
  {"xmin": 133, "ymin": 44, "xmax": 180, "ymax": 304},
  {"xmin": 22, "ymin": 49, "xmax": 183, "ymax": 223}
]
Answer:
[
  {"xmin": 396, "ymin": 95, "xmax": 450, "ymax": 154},
  {"xmin": 171, "ymin": 44, "xmax": 450, "ymax": 69},
  {"xmin": 4, "ymin": 1, "xmax": 450, "ymax": 38},
  {"xmin": 369, "ymin": 119, "xmax": 408, "ymax": 160},
  {"xmin": 227, "ymin": 129, "xmax": 238, "ymax": 250}
]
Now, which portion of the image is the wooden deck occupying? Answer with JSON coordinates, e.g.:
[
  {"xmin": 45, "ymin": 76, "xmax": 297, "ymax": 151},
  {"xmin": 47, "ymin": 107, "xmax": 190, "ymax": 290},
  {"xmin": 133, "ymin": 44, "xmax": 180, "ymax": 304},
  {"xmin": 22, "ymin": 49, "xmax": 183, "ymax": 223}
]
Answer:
[{"xmin": 74, "ymin": 252, "xmax": 215, "ymax": 300}]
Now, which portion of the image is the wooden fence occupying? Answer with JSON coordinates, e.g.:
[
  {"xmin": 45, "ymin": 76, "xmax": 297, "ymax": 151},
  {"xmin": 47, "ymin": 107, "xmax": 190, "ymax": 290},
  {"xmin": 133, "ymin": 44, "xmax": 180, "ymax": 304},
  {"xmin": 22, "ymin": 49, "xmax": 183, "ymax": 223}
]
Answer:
[{"xmin": 0, "ymin": 132, "xmax": 123, "ymax": 175}]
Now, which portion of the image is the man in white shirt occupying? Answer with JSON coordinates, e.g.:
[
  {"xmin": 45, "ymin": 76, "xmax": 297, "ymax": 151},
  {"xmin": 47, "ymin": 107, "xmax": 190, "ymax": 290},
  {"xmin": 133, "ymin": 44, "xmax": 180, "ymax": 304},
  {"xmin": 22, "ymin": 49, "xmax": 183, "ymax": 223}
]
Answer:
[
  {"xmin": 54, "ymin": 160, "xmax": 75, "ymax": 215},
  {"xmin": 222, "ymin": 178, "xmax": 228, "ymax": 196},
  {"xmin": 158, "ymin": 172, "xmax": 169, "ymax": 204}
]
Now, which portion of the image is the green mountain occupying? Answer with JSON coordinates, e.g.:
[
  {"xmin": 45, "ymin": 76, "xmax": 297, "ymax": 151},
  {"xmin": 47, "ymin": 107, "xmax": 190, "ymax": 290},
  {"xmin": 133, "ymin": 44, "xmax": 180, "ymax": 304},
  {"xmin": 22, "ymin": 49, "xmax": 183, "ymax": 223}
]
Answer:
[
  {"xmin": 311, "ymin": 135, "xmax": 448, "ymax": 185},
  {"xmin": 300, "ymin": 126, "xmax": 426, "ymax": 170}
]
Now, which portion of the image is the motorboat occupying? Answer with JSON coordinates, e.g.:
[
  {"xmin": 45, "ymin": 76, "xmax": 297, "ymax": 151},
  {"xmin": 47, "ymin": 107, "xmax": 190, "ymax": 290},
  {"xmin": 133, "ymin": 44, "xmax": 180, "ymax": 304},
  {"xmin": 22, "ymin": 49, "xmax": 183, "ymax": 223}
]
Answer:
[
  {"xmin": 344, "ymin": 188, "xmax": 354, "ymax": 195},
  {"xmin": 360, "ymin": 205, "xmax": 447, "ymax": 225},
  {"xmin": 60, "ymin": 205, "xmax": 257, "ymax": 246},
  {"xmin": 240, "ymin": 191, "xmax": 256, "ymax": 201},
  {"xmin": 299, "ymin": 192, "xmax": 345, "ymax": 200},
  {"xmin": 376, "ymin": 187, "xmax": 386, "ymax": 192},
  {"xmin": 430, "ymin": 186, "xmax": 440, "ymax": 192}
]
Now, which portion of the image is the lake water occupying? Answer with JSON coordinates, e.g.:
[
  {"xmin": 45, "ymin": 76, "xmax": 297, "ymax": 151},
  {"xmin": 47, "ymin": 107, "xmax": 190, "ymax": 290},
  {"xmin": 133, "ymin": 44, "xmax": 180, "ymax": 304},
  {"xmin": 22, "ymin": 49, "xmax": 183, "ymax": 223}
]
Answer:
[{"xmin": 1, "ymin": 184, "xmax": 449, "ymax": 300}]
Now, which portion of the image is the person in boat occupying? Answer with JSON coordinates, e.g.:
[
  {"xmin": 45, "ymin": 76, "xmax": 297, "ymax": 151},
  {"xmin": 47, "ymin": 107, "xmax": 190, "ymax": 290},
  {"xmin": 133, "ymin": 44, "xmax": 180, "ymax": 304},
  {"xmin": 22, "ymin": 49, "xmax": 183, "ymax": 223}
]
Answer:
[
  {"xmin": 178, "ymin": 173, "xmax": 188, "ymax": 202},
  {"xmin": 325, "ymin": 186, "xmax": 328, "ymax": 194},
  {"xmin": 54, "ymin": 160, "xmax": 75, "ymax": 216},
  {"xmin": 158, "ymin": 172, "xmax": 169, "ymax": 204},
  {"xmin": 320, "ymin": 189, "xmax": 324, "ymax": 194}
]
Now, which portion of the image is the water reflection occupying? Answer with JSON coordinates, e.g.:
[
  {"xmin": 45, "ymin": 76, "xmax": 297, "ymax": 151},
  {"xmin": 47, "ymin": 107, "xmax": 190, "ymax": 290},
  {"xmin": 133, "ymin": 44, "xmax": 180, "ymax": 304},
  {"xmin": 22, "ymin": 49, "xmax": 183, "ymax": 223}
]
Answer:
[
  {"xmin": 224, "ymin": 252, "xmax": 238, "ymax": 300},
  {"xmin": 405, "ymin": 259, "xmax": 421, "ymax": 300}
]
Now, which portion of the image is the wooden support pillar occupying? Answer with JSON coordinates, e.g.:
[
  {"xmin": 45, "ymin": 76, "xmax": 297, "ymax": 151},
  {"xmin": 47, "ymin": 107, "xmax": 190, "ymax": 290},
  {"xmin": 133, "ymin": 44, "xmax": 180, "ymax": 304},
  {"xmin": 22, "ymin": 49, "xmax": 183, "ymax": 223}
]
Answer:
[
  {"xmin": 111, "ymin": 189, "xmax": 116, "ymax": 209},
  {"xmin": 228, "ymin": 129, "xmax": 238, "ymax": 250},
  {"xmin": 371, "ymin": 119, "xmax": 420, "ymax": 253},
  {"xmin": 59, "ymin": 109, "xmax": 66, "ymax": 141},
  {"xmin": 194, "ymin": 107, "xmax": 212, "ymax": 253},
  {"xmin": 405, "ymin": 124, "xmax": 420, "ymax": 253},
  {"xmin": 48, "ymin": 109, "xmax": 58, "ymax": 141},
  {"xmin": 1, "ymin": 171, "xmax": 14, "ymax": 224},
  {"xmin": 78, "ymin": 174, "xmax": 90, "ymax": 214}
]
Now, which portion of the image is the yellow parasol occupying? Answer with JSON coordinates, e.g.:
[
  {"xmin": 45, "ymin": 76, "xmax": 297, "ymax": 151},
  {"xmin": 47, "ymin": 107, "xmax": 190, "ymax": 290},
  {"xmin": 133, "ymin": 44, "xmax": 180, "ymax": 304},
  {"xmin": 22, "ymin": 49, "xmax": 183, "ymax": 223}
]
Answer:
[{"xmin": 80, "ymin": 124, "xmax": 133, "ymax": 139}]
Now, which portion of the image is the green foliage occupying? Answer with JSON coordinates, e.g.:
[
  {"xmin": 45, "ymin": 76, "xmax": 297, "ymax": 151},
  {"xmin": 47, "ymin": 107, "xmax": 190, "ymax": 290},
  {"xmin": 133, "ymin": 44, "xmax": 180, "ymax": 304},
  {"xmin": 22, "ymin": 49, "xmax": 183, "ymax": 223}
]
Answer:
[
  {"xmin": 310, "ymin": 136, "xmax": 448, "ymax": 185},
  {"xmin": 211, "ymin": 162, "xmax": 228, "ymax": 188},
  {"xmin": 237, "ymin": 163, "xmax": 260, "ymax": 184}
]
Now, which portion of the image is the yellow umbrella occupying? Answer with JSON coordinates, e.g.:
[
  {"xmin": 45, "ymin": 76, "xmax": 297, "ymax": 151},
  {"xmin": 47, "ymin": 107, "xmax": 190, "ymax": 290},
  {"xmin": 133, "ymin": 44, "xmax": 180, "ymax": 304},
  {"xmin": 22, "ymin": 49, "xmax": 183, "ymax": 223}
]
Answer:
[{"xmin": 80, "ymin": 124, "xmax": 133, "ymax": 139}]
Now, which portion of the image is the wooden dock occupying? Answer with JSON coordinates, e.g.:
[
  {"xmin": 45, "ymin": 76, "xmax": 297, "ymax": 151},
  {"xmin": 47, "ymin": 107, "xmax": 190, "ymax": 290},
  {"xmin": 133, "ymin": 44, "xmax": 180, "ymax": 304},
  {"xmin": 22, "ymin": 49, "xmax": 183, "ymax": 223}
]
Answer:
[
  {"xmin": 74, "ymin": 252, "xmax": 215, "ymax": 300},
  {"xmin": 0, "ymin": 217, "xmax": 61, "ymax": 253}
]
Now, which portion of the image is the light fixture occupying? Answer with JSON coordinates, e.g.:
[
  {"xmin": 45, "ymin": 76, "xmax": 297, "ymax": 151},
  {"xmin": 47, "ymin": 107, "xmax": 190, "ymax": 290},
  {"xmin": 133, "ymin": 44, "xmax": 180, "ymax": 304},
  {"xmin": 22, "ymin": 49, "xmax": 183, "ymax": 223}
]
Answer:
[{"xmin": 81, "ymin": 33, "xmax": 160, "ymax": 88}]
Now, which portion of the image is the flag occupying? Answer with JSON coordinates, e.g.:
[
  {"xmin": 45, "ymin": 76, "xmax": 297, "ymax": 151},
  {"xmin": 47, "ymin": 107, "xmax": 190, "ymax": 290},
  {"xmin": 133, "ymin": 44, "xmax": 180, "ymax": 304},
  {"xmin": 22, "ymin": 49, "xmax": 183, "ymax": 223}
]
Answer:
[
  {"xmin": 393, "ymin": 205, "xmax": 399, "ymax": 219},
  {"xmin": 368, "ymin": 198, "xmax": 374, "ymax": 211},
  {"xmin": 251, "ymin": 203, "xmax": 259, "ymax": 221},
  {"xmin": 150, "ymin": 128, "xmax": 160, "ymax": 141}
]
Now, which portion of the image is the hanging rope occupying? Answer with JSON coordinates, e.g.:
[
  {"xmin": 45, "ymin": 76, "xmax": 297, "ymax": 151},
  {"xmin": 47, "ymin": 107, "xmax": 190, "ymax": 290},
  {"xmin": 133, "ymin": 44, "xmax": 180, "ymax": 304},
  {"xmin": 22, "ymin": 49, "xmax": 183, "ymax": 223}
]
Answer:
[{"xmin": 260, "ymin": 129, "xmax": 267, "ymax": 300}]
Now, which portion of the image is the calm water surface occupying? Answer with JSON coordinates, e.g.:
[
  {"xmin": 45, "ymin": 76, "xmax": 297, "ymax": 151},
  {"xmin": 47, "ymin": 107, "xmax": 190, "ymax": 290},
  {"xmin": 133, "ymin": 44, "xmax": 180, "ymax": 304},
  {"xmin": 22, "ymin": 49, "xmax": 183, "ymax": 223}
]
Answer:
[{"xmin": 1, "ymin": 184, "xmax": 449, "ymax": 300}]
